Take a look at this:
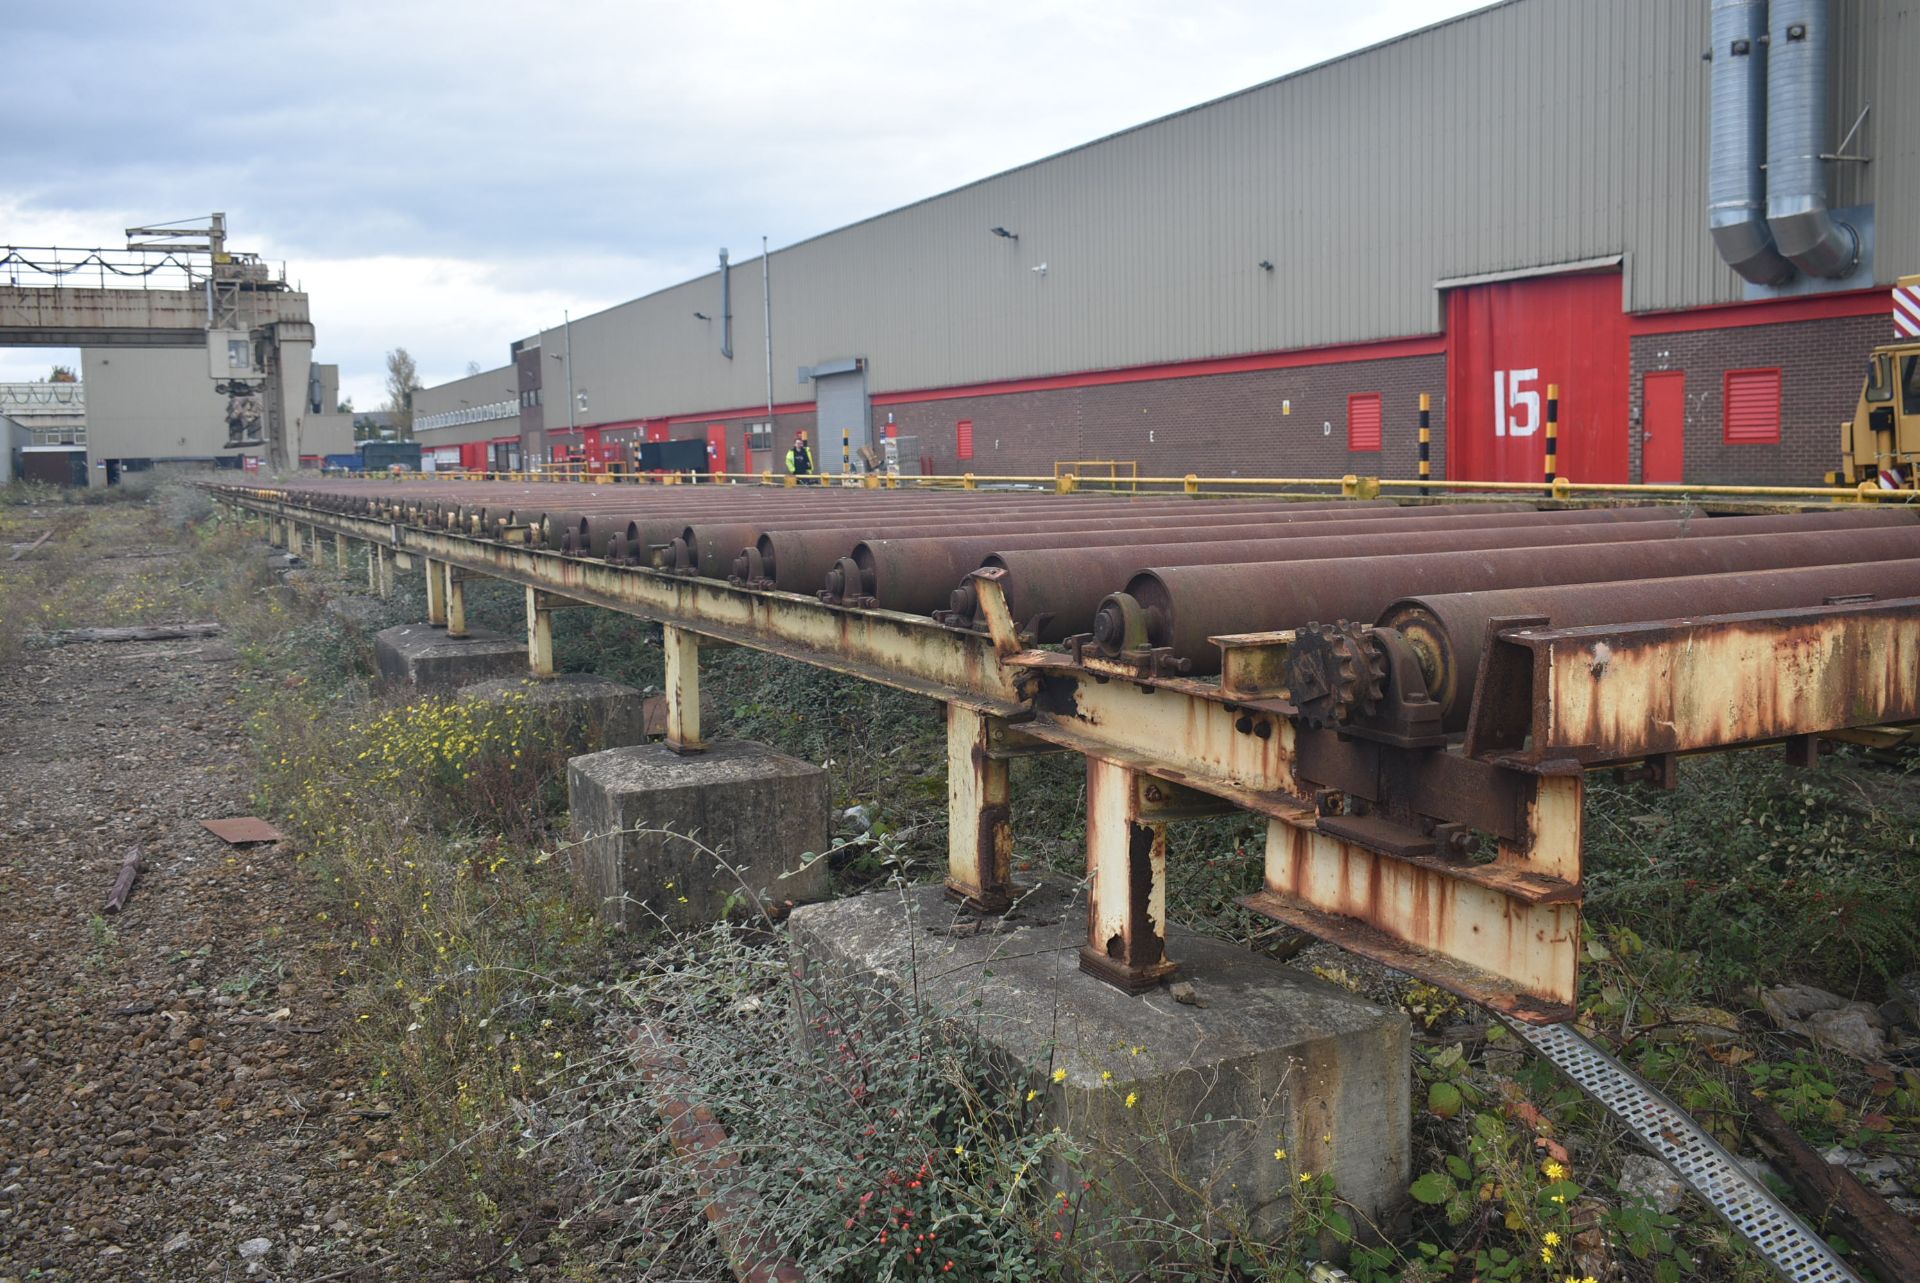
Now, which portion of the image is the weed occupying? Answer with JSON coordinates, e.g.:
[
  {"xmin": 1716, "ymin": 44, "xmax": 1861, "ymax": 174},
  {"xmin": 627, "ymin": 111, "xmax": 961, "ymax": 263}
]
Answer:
[
  {"xmin": 1584, "ymin": 752, "xmax": 1920, "ymax": 995},
  {"xmin": 85, "ymin": 913, "xmax": 117, "ymax": 967}
]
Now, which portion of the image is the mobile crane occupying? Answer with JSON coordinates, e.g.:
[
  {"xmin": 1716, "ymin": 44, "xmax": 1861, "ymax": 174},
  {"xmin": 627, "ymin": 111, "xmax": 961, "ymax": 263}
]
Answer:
[{"xmin": 1830, "ymin": 275, "xmax": 1920, "ymax": 490}]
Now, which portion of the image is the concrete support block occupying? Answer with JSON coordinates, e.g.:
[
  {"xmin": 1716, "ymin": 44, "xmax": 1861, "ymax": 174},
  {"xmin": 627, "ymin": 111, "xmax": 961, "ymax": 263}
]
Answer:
[
  {"xmin": 459, "ymin": 674, "xmax": 649, "ymax": 754},
  {"xmin": 788, "ymin": 881, "xmax": 1411, "ymax": 1264},
  {"xmin": 373, "ymin": 623, "xmax": 528, "ymax": 690},
  {"xmin": 566, "ymin": 739, "xmax": 831, "ymax": 930}
]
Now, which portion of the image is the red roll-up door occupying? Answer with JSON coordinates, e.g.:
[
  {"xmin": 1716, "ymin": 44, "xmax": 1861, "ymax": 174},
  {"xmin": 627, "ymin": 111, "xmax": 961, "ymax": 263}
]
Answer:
[{"xmin": 1446, "ymin": 270, "xmax": 1629, "ymax": 483}]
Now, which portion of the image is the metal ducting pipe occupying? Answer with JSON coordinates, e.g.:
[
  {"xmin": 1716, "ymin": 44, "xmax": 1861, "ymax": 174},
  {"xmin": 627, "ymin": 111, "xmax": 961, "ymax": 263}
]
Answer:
[
  {"xmin": 1766, "ymin": 0, "xmax": 1858, "ymax": 278},
  {"xmin": 1709, "ymin": 0, "xmax": 1795, "ymax": 284}
]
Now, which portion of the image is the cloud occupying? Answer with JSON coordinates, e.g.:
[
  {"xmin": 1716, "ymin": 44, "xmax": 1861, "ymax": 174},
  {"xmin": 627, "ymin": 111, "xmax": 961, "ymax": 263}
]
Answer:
[{"xmin": 2, "ymin": 1, "xmax": 1486, "ymax": 402}]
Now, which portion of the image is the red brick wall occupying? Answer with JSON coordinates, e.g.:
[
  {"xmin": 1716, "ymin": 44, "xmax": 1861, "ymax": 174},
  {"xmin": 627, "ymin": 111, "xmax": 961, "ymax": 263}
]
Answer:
[
  {"xmin": 580, "ymin": 309, "xmax": 1884, "ymax": 488},
  {"xmin": 1628, "ymin": 314, "xmax": 1884, "ymax": 486},
  {"xmin": 873, "ymin": 354, "xmax": 1449, "ymax": 481}
]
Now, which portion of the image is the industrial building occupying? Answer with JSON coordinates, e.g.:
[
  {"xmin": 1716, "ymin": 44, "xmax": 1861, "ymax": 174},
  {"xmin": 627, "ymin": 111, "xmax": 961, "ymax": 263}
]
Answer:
[
  {"xmin": 1, "ymin": 215, "xmax": 356, "ymax": 486},
  {"xmin": 74, "ymin": 351, "xmax": 354, "ymax": 485},
  {"xmin": 415, "ymin": 0, "xmax": 1917, "ymax": 488}
]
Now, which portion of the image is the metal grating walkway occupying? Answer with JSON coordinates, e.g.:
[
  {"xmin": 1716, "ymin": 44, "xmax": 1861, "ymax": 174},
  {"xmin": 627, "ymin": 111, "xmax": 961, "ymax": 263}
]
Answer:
[{"xmin": 1505, "ymin": 1018, "xmax": 1861, "ymax": 1283}]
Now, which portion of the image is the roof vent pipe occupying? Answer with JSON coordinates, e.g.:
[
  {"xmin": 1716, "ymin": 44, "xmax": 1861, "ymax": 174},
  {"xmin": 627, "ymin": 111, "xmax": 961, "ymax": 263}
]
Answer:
[
  {"xmin": 1708, "ymin": 0, "xmax": 1795, "ymax": 285},
  {"xmin": 1766, "ymin": 0, "xmax": 1859, "ymax": 277}
]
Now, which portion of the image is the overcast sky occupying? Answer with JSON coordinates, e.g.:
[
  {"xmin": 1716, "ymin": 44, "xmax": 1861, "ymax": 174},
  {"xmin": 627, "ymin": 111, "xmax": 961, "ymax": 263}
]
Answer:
[{"xmin": 2, "ymin": 0, "xmax": 1486, "ymax": 410}]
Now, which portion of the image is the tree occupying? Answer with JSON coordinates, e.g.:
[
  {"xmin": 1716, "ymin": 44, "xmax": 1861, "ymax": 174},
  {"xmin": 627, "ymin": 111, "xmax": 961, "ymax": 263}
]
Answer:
[
  {"xmin": 465, "ymin": 360, "xmax": 482, "ymax": 377},
  {"xmin": 337, "ymin": 395, "xmax": 354, "ymax": 414},
  {"xmin": 383, "ymin": 348, "xmax": 421, "ymax": 438},
  {"xmin": 48, "ymin": 364, "xmax": 77, "ymax": 383}
]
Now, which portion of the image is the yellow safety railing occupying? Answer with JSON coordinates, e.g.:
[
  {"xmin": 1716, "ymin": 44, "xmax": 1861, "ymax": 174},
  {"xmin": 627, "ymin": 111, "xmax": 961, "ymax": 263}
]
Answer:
[
  {"xmin": 1053, "ymin": 460, "xmax": 1138, "ymax": 494},
  {"xmin": 364, "ymin": 468, "xmax": 1920, "ymax": 508}
]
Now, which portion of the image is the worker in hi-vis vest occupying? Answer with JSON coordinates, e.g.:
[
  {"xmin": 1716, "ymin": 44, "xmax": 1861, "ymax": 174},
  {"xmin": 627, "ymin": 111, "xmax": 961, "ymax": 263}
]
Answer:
[{"xmin": 786, "ymin": 430, "xmax": 816, "ymax": 484}]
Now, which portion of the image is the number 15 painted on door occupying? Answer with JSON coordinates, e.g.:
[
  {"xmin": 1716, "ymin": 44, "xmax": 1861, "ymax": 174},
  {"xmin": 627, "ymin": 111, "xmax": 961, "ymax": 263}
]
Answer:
[{"xmin": 1494, "ymin": 368, "xmax": 1541, "ymax": 437}]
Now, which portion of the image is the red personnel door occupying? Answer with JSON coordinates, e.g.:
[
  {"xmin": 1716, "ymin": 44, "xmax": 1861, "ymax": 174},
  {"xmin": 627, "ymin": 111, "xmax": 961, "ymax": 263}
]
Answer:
[
  {"xmin": 1446, "ymin": 270, "xmax": 1630, "ymax": 484},
  {"xmin": 1641, "ymin": 371, "xmax": 1687, "ymax": 484},
  {"xmin": 705, "ymin": 424, "xmax": 729, "ymax": 476}
]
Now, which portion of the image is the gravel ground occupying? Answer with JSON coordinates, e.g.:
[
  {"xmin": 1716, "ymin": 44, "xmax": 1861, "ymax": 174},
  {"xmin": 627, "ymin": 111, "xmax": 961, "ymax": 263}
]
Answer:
[{"xmin": 0, "ymin": 540, "xmax": 395, "ymax": 1282}]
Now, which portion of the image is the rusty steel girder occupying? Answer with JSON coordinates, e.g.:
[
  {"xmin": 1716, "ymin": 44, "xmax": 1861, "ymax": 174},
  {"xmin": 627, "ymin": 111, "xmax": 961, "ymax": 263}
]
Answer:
[
  {"xmin": 1373, "ymin": 560, "xmax": 1920, "ymax": 734},
  {"xmin": 1466, "ymin": 597, "xmax": 1920, "ymax": 767}
]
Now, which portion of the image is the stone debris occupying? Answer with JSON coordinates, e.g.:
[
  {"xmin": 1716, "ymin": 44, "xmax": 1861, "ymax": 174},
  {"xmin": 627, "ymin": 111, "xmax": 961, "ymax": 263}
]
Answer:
[
  {"xmin": 1618, "ymin": 1154, "xmax": 1687, "ymax": 1214},
  {"xmin": 1759, "ymin": 984, "xmax": 1889, "ymax": 1061}
]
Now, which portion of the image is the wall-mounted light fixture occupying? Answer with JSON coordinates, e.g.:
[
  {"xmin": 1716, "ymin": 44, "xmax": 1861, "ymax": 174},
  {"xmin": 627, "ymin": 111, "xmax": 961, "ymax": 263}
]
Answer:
[
  {"xmin": 693, "ymin": 311, "xmax": 712, "ymax": 321},
  {"xmin": 1258, "ymin": 260, "xmax": 1275, "ymax": 272},
  {"xmin": 990, "ymin": 226, "xmax": 1018, "ymax": 240}
]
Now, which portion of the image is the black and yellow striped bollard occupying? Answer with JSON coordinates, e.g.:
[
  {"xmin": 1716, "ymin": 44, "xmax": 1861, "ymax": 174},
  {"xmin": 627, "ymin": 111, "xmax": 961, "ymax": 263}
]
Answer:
[
  {"xmin": 1544, "ymin": 383, "xmax": 1560, "ymax": 493},
  {"xmin": 1417, "ymin": 393, "xmax": 1431, "ymax": 496}
]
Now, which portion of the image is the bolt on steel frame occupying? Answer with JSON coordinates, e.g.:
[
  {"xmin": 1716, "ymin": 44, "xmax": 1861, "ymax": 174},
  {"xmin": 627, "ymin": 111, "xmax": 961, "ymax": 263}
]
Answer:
[{"xmin": 225, "ymin": 484, "xmax": 1920, "ymax": 1022}]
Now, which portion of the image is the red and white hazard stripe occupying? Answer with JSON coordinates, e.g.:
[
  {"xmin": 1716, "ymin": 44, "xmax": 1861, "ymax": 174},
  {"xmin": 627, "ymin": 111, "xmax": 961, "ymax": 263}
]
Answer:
[{"xmin": 1896, "ymin": 282, "xmax": 1920, "ymax": 338}]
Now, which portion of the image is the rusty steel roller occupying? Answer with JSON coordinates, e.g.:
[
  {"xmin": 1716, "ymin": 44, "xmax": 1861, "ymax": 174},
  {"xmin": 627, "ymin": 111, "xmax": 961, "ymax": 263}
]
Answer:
[
  {"xmin": 1373, "ymin": 559, "xmax": 1920, "ymax": 732},
  {"xmin": 942, "ymin": 508, "xmax": 1916, "ymax": 640},
  {"xmin": 730, "ymin": 500, "xmax": 1414, "ymax": 589},
  {"xmin": 680, "ymin": 497, "xmax": 1393, "ymax": 581},
  {"xmin": 821, "ymin": 502, "xmax": 1552, "ymax": 609},
  {"xmin": 1092, "ymin": 522, "xmax": 1920, "ymax": 677},
  {"xmin": 678, "ymin": 506, "xmax": 1102, "ymax": 579}
]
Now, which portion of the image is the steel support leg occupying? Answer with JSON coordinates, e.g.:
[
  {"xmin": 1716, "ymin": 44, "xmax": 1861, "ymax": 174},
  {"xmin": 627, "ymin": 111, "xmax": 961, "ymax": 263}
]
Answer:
[
  {"xmin": 445, "ymin": 567, "xmax": 468, "ymax": 639},
  {"xmin": 945, "ymin": 704, "xmax": 1013, "ymax": 911},
  {"xmin": 334, "ymin": 532, "xmax": 349, "ymax": 579},
  {"xmin": 1080, "ymin": 756, "xmax": 1178, "ymax": 992},
  {"xmin": 425, "ymin": 557, "xmax": 448, "ymax": 626},
  {"xmin": 286, "ymin": 522, "xmax": 302, "ymax": 559},
  {"xmin": 525, "ymin": 585, "xmax": 554, "ymax": 677},
  {"xmin": 308, "ymin": 525, "xmax": 322, "ymax": 563},
  {"xmin": 662, "ymin": 623, "xmax": 703, "ymax": 753},
  {"xmin": 372, "ymin": 545, "xmax": 392, "ymax": 600}
]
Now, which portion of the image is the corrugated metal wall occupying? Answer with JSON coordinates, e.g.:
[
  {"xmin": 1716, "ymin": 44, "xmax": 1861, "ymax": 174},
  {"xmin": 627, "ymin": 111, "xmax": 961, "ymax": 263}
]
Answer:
[
  {"xmin": 414, "ymin": 363, "xmax": 519, "ymax": 421},
  {"xmin": 514, "ymin": 0, "xmax": 1914, "ymax": 426}
]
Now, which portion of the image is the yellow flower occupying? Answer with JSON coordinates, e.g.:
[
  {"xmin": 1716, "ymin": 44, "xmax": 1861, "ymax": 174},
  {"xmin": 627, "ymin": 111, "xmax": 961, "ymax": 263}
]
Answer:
[
  {"xmin": 1298, "ymin": 1172, "xmax": 1313, "ymax": 1184},
  {"xmin": 1025, "ymin": 1089, "xmax": 1038, "ymax": 1102},
  {"xmin": 1124, "ymin": 1092, "xmax": 1138, "ymax": 1109},
  {"xmin": 1100, "ymin": 1070, "xmax": 1113, "ymax": 1082},
  {"xmin": 1051, "ymin": 1068, "xmax": 1067, "ymax": 1083},
  {"xmin": 953, "ymin": 1144, "xmax": 966, "ymax": 1157},
  {"xmin": 1543, "ymin": 1231, "xmax": 1561, "ymax": 1247},
  {"xmin": 1273, "ymin": 1147, "xmax": 1287, "ymax": 1161},
  {"xmin": 1540, "ymin": 1247, "xmax": 1555, "ymax": 1265},
  {"xmin": 1542, "ymin": 1159, "xmax": 1568, "ymax": 1181}
]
